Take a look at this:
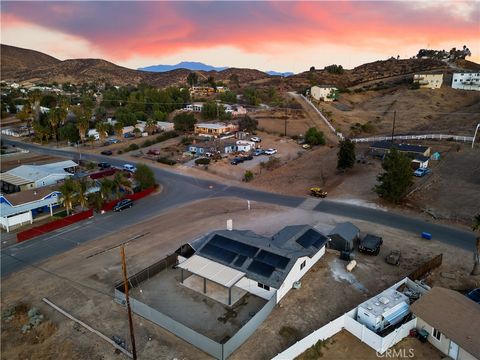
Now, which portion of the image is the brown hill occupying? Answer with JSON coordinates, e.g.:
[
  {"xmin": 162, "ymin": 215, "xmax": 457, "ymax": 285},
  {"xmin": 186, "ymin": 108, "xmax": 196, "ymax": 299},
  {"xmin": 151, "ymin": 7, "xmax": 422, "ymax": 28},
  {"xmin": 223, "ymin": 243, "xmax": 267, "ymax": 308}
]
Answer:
[
  {"xmin": 1, "ymin": 44, "xmax": 61, "ymax": 77},
  {"xmin": 0, "ymin": 44, "xmax": 270, "ymax": 88}
]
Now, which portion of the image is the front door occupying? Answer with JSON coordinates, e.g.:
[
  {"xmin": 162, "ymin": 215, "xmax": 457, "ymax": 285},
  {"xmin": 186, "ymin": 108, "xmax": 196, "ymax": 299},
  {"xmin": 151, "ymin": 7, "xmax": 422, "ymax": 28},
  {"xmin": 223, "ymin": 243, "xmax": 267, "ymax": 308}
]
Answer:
[{"xmin": 448, "ymin": 340, "xmax": 459, "ymax": 360}]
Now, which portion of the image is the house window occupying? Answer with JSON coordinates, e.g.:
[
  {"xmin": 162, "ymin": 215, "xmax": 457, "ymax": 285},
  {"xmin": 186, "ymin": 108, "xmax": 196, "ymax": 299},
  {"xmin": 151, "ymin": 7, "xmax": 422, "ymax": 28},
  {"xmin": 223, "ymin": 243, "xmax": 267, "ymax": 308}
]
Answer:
[
  {"xmin": 300, "ymin": 260, "xmax": 306, "ymax": 270},
  {"xmin": 257, "ymin": 282, "xmax": 270, "ymax": 291},
  {"xmin": 432, "ymin": 327, "xmax": 442, "ymax": 341}
]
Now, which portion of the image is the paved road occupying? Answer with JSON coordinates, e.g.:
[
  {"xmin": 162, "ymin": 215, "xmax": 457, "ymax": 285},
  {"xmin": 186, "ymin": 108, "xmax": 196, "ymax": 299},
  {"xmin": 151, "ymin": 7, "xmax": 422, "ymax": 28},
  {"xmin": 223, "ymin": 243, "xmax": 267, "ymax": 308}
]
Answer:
[{"xmin": 1, "ymin": 138, "xmax": 476, "ymax": 277}]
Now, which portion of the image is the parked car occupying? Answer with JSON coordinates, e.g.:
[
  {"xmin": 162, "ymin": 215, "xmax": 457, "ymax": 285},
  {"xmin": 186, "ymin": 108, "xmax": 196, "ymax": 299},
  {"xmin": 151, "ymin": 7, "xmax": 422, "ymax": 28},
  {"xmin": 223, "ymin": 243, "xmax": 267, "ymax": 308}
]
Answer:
[
  {"xmin": 104, "ymin": 138, "xmax": 120, "ymax": 146},
  {"xmin": 124, "ymin": 133, "xmax": 135, "ymax": 138},
  {"xmin": 253, "ymin": 149, "xmax": 264, "ymax": 156},
  {"xmin": 466, "ymin": 288, "xmax": 480, "ymax": 304},
  {"xmin": 113, "ymin": 199, "xmax": 133, "ymax": 212},
  {"xmin": 358, "ymin": 234, "xmax": 383, "ymax": 255},
  {"xmin": 147, "ymin": 148, "xmax": 160, "ymax": 155},
  {"xmin": 98, "ymin": 162, "xmax": 111, "ymax": 169},
  {"xmin": 413, "ymin": 168, "xmax": 431, "ymax": 177},
  {"xmin": 100, "ymin": 150, "xmax": 113, "ymax": 156},
  {"xmin": 264, "ymin": 148, "xmax": 277, "ymax": 155},
  {"xmin": 250, "ymin": 136, "xmax": 262, "ymax": 143},
  {"xmin": 242, "ymin": 154, "xmax": 253, "ymax": 161},
  {"xmin": 230, "ymin": 157, "xmax": 244, "ymax": 165},
  {"xmin": 123, "ymin": 164, "xmax": 137, "ymax": 172}
]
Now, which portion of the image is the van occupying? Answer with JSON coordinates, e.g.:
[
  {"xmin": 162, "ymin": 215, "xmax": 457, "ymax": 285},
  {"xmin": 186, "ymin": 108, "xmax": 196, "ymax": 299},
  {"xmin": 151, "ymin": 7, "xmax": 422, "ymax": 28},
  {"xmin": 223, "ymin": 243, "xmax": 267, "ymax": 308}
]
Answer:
[{"xmin": 123, "ymin": 164, "xmax": 137, "ymax": 173}]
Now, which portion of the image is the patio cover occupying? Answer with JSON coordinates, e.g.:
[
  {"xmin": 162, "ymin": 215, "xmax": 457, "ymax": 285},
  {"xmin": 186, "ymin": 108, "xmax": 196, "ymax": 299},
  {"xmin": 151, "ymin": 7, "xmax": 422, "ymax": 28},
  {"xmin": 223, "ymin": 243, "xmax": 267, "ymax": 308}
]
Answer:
[{"xmin": 178, "ymin": 255, "xmax": 245, "ymax": 288}]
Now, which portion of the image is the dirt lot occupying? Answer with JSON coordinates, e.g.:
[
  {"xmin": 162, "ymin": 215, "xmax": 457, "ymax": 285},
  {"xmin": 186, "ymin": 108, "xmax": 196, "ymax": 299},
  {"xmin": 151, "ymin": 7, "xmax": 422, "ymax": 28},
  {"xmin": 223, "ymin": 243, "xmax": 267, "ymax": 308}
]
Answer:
[
  {"xmin": 1, "ymin": 151, "xmax": 63, "ymax": 172},
  {"xmin": 297, "ymin": 330, "xmax": 443, "ymax": 360},
  {"xmin": 2, "ymin": 197, "xmax": 478, "ymax": 360},
  {"xmin": 322, "ymin": 85, "xmax": 480, "ymax": 137},
  {"xmin": 252, "ymin": 108, "xmax": 313, "ymax": 137}
]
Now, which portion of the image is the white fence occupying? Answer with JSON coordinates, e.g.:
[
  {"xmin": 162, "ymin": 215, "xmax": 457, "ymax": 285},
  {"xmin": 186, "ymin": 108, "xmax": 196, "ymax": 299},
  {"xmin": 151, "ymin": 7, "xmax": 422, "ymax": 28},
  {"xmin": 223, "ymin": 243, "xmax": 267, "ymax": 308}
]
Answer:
[
  {"xmin": 300, "ymin": 95, "xmax": 344, "ymax": 140},
  {"xmin": 351, "ymin": 134, "xmax": 474, "ymax": 143}
]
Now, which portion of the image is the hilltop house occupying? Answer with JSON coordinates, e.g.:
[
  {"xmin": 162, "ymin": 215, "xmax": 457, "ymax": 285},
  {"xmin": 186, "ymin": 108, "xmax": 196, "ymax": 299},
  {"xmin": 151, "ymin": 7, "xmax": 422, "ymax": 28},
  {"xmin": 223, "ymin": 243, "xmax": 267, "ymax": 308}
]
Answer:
[
  {"xmin": 452, "ymin": 72, "xmax": 480, "ymax": 91},
  {"xmin": 156, "ymin": 121, "xmax": 175, "ymax": 132},
  {"xmin": 0, "ymin": 160, "xmax": 78, "ymax": 193},
  {"xmin": 184, "ymin": 103, "xmax": 204, "ymax": 112},
  {"xmin": 311, "ymin": 85, "xmax": 339, "ymax": 102},
  {"xmin": 177, "ymin": 225, "xmax": 328, "ymax": 304},
  {"xmin": 413, "ymin": 73, "xmax": 443, "ymax": 89},
  {"xmin": 194, "ymin": 123, "xmax": 238, "ymax": 137}
]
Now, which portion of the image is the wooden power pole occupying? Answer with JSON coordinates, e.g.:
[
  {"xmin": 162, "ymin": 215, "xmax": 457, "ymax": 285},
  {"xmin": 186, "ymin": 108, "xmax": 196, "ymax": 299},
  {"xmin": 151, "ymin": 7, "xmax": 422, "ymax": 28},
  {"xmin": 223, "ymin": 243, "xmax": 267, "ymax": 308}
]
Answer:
[{"xmin": 120, "ymin": 246, "xmax": 137, "ymax": 360}]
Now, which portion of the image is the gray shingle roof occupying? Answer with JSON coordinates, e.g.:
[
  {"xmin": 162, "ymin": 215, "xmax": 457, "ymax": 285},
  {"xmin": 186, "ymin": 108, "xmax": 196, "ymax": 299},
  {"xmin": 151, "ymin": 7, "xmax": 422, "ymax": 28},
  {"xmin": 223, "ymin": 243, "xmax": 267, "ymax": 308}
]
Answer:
[{"xmin": 191, "ymin": 225, "xmax": 327, "ymax": 288}]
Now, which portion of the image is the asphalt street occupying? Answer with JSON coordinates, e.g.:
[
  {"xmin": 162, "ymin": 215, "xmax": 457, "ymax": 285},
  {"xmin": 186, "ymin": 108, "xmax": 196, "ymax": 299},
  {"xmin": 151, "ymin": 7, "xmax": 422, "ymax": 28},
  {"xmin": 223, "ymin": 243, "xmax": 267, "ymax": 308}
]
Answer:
[{"xmin": 1, "ymin": 138, "xmax": 476, "ymax": 277}]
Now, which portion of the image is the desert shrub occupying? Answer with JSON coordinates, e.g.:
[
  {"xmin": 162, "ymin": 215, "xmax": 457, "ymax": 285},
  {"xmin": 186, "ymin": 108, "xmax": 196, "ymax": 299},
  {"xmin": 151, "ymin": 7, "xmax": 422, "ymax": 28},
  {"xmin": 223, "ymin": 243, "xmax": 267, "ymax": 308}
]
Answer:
[
  {"xmin": 157, "ymin": 157, "xmax": 176, "ymax": 166},
  {"xmin": 156, "ymin": 131, "xmax": 178, "ymax": 143},
  {"xmin": 125, "ymin": 143, "xmax": 139, "ymax": 152},
  {"xmin": 243, "ymin": 170, "xmax": 254, "ymax": 182},
  {"xmin": 141, "ymin": 140, "xmax": 153, "ymax": 148},
  {"xmin": 259, "ymin": 156, "xmax": 281, "ymax": 170},
  {"xmin": 181, "ymin": 136, "xmax": 193, "ymax": 145},
  {"xmin": 195, "ymin": 158, "xmax": 211, "ymax": 165}
]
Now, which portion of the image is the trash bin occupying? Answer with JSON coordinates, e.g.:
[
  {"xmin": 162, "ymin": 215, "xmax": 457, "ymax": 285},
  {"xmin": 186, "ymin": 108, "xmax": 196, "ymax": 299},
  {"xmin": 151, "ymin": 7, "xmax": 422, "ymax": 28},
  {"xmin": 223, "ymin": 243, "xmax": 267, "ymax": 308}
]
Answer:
[
  {"xmin": 417, "ymin": 329, "xmax": 429, "ymax": 343},
  {"xmin": 421, "ymin": 232, "xmax": 432, "ymax": 240}
]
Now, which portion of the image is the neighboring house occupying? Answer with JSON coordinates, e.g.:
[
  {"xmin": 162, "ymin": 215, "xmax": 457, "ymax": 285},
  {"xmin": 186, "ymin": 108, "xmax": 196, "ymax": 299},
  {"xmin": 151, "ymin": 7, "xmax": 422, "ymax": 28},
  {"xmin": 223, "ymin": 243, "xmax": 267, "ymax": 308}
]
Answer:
[
  {"xmin": 452, "ymin": 72, "xmax": 480, "ymax": 91},
  {"xmin": 194, "ymin": 123, "xmax": 238, "ymax": 137},
  {"xmin": 122, "ymin": 126, "xmax": 135, "ymax": 135},
  {"xmin": 184, "ymin": 103, "xmax": 204, "ymax": 112},
  {"xmin": 216, "ymin": 86, "xmax": 228, "ymax": 93},
  {"xmin": 236, "ymin": 140, "xmax": 256, "ymax": 152},
  {"xmin": 187, "ymin": 140, "xmax": 236, "ymax": 155},
  {"xmin": 411, "ymin": 287, "xmax": 480, "ymax": 360},
  {"xmin": 232, "ymin": 106, "xmax": 247, "ymax": 117},
  {"xmin": 328, "ymin": 222, "xmax": 360, "ymax": 251},
  {"xmin": 177, "ymin": 225, "xmax": 328, "ymax": 304},
  {"xmin": 0, "ymin": 187, "xmax": 61, "ymax": 232},
  {"xmin": 189, "ymin": 86, "xmax": 215, "ymax": 97},
  {"xmin": 413, "ymin": 73, "xmax": 444, "ymax": 89},
  {"xmin": 370, "ymin": 142, "xmax": 431, "ymax": 158},
  {"xmin": 1, "ymin": 160, "xmax": 78, "ymax": 193},
  {"xmin": 411, "ymin": 155, "xmax": 430, "ymax": 169},
  {"xmin": 156, "ymin": 121, "xmax": 175, "ymax": 132},
  {"xmin": 1, "ymin": 126, "xmax": 30, "ymax": 137},
  {"xmin": 311, "ymin": 85, "xmax": 339, "ymax": 102},
  {"xmin": 87, "ymin": 129, "xmax": 100, "ymax": 140}
]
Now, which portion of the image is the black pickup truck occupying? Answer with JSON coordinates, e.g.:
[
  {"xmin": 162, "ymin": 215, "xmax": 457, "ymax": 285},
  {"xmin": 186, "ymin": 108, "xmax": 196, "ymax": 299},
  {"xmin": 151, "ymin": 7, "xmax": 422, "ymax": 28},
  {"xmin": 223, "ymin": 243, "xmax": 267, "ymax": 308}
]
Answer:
[{"xmin": 358, "ymin": 234, "xmax": 383, "ymax": 255}]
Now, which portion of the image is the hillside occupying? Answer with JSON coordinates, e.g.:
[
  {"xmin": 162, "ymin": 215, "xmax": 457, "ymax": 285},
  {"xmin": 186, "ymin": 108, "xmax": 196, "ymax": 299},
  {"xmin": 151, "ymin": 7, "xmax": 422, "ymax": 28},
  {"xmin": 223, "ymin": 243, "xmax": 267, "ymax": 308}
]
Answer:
[
  {"xmin": 1, "ymin": 44, "xmax": 61, "ymax": 78},
  {"xmin": 138, "ymin": 61, "xmax": 228, "ymax": 72},
  {"xmin": 0, "ymin": 44, "xmax": 270, "ymax": 87}
]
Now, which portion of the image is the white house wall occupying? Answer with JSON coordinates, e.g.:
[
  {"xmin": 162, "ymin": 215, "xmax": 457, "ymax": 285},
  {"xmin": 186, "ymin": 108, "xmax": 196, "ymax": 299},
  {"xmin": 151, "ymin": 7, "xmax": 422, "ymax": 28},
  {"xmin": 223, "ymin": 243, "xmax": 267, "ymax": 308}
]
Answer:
[
  {"xmin": 34, "ymin": 174, "xmax": 72, "ymax": 188},
  {"xmin": 0, "ymin": 211, "xmax": 32, "ymax": 231},
  {"xmin": 276, "ymin": 246, "xmax": 325, "ymax": 302},
  {"xmin": 452, "ymin": 73, "xmax": 480, "ymax": 91},
  {"xmin": 235, "ymin": 277, "xmax": 277, "ymax": 300}
]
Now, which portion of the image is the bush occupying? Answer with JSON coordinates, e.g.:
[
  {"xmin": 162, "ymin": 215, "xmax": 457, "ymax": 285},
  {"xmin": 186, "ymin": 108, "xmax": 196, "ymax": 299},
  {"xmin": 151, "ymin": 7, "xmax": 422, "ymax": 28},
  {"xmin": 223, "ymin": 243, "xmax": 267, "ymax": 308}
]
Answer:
[
  {"xmin": 173, "ymin": 112, "xmax": 196, "ymax": 132},
  {"xmin": 259, "ymin": 156, "xmax": 281, "ymax": 170},
  {"xmin": 141, "ymin": 140, "xmax": 153, "ymax": 148},
  {"xmin": 181, "ymin": 136, "xmax": 193, "ymax": 145},
  {"xmin": 134, "ymin": 164, "xmax": 156, "ymax": 190},
  {"xmin": 243, "ymin": 170, "xmax": 254, "ymax": 182},
  {"xmin": 305, "ymin": 127, "xmax": 326, "ymax": 146},
  {"xmin": 125, "ymin": 143, "xmax": 139, "ymax": 152},
  {"xmin": 195, "ymin": 158, "xmax": 211, "ymax": 165},
  {"xmin": 157, "ymin": 157, "xmax": 176, "ymax": 166},
  {"xmin": 156, "ymin": 131, "xmax": 178, "ymax": 143}
]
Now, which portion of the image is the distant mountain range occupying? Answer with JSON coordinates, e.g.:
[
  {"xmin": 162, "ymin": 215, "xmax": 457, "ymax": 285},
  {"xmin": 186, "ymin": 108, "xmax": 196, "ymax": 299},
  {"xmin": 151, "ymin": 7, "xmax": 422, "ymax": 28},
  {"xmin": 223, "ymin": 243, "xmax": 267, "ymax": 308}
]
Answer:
[
  {"xmin": 138, "ymin": 61, "xmax": 294, "ymax": 76},
  {"xmin": 138, "ymin": 61, "xmax": 228, "ymax": 72}
]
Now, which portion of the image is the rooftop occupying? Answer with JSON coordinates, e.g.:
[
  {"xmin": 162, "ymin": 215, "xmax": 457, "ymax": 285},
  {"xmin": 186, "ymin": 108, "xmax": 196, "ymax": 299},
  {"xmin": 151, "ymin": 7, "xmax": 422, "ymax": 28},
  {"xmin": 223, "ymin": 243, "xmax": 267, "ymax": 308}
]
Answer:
[
  {"xmin": 370, "ymin": 141, "xmax": 430, "ymax": 153},
  {"xmin": 328, "ymin": 222, "xmax": 360, "ymax": 242},
  {"xmin": 358, "ymin": 287, "xmax": 409, "ymax": 317},
  {"xmin": 7, "ymin": 160, "xmax": 78, "ymax": 182},
  {"xmin": 191, "ymin": 225, "xmax": 328, "ymax": 288},
  {"xmin": 410, "ymin": 287, "xmax": 480, "ymax": 359},
  {"xmin": 195, "ymin": 123, "xmax": 229, "ymax": 130}
]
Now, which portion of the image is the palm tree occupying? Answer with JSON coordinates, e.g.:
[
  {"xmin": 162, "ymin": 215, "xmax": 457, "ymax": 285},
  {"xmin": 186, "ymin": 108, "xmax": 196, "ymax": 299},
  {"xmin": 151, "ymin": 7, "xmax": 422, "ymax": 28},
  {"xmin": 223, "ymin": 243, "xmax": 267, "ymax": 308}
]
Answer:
[
  {"xmin": 27, "ymin": 90, "xmax": 42, "ymax": 123},
  {"xmin": 72, "ymin": 105, "xmax": 90, "ymax": 143},
  {"xmin": 471, "ymin": 213, "xmax": 480, "ymax": 276},
  {"xmin": 100, "ymin": 178, "xmax": 114, "ymax": 201},
  {"xmin": 75, "ymin": 178, "xmax": 90, "ymax": 210},
  {"xmin": 58, "ymin": 177, "xmax": 77, "ymax": 215},
  {"xmin": 95, "ymin": 122, "xmax": 108, "ymax": 142},
  {"xmin": 112, "ymin": 172, "xmax": 131, "ymax": 199},
  {"xmin": 49, "ymin": 99, "xmax": 68, "ymax": 143},
  {"xmin": 145, "ymin": 118, "xmax": 157, "ymax": 135},
  {"xmin": 114, "ymin": 121, "xmax": 124, "ymax": 140}
]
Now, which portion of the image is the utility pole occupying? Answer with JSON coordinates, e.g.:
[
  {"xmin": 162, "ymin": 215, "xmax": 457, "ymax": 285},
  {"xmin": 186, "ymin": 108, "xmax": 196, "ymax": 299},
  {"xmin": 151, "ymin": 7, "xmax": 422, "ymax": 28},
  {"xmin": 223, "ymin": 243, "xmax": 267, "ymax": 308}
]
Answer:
[
  {"xmin": 391, "ymin": 110, "xmax": 396, "ymax": 143},
  {"xmin": 120, "ymin": 246, "xmax": 137, "ymax": 360}
]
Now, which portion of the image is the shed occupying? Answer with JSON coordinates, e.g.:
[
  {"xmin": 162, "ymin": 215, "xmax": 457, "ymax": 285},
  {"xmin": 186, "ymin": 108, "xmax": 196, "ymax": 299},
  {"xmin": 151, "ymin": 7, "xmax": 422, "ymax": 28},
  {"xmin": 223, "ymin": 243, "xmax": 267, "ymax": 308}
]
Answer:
[{"xmin": 328, "ymin": 222, "xmax": 360, "ymax": 251}]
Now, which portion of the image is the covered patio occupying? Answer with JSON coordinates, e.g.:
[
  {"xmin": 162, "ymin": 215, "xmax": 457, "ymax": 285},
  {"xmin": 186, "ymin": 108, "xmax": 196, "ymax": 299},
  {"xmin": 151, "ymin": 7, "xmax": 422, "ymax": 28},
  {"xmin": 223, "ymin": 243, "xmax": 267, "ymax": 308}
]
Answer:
[{"xmin": 178, "ymin": 255, "xmax": 246, "ymax": 306}]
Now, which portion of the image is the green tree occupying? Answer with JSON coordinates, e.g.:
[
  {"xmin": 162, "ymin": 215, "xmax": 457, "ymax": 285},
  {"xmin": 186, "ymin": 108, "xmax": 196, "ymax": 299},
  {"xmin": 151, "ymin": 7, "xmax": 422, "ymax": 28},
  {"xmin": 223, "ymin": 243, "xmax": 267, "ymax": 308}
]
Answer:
[
  {"xmin": 145, "ymin": 118, "xmax": 157, "ymax": 135},
  {"xmin": 324, "ymin": 64, "xmax": 344, "ymax": 74},
  {"xmin": 32, "ymin": 120, "xmax": 51, "ymax": 144},
  {"xmin": 374, "ymin": 149, "xmax": 413, "ymax": 203},
  {"xmin": 75, "ymin": 178, "xmax": 90, "ymax": 210},
  {"xmin": 238, "ymin": 115, "xmax": 258, "ymax": 132},
  {"xmin": 187, "ymin": 72, "xmax": 198, "ymax": 87},
  {"xmin": 173, "ymin": 112, "xmax": 196, "ymax": 132},
  {"xmin": 112, "ymin": 172, "xmax": 131, "ymax": 198},
  {"xmin": 337, "ymin": 138, "xmax": 356, "ymax": 170},
  {"xmin": 305, "ymin": 127, "xmax": 326, "ymax": 146},
  {"xmin": 134, "ymin": 164, "xmax": 156, "ymax": 190},
  {"xmin": 471, "ymin": 214, "xmax": 480, "ymax": 275},
  {"xmin": 243, "ymin": 87, "xmax": 260, "ymax": 106},
  {"xmin": 72, "ymin": 105, "xmax": 90, "ymax": 143},
  {"xmin": 95, "ymin": 122, "xmax": 108, "ymax": 142},
  {"xmin": 58, "ymin": 177, "xmax": 77, "ymax": 215},
  {"xmin": 100, "ymin": 178, "xmax": 114, "ymax": 201},
  {"xmin": 218, "ymin": 91, "xmax": 237, "ymax": 104},
  {"xmin": 243, "ymin": 170, "xmax": 254, "ymax": 182},
  {"xmin": 114, "ymin": 121, "xmax": 124, "ymax": 140},
  {"xmin": 153, "ymin": 110, "xmax": 167, "ymax": 121},
  {"xmin": 59, "ymin": 123, "xmax": 80, "ymax": 143},
  {"xmin": 201, "ymin": 101, "xmax": 225, "ymax": 120}
]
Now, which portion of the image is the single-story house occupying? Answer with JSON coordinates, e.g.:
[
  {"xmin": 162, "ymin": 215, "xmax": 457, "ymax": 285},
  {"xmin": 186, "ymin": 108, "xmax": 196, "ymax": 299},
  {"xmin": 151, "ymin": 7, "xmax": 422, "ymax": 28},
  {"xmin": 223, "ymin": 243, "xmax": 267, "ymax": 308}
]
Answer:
[
  {"xmin": 194, "ymin": 123, "xmax": 238, "ymax": 137},
  {"xmin": 189, "ymin": 86, "xmax": 215, "ymax": 97},
  {"xmin": 328, "ymin": 222, "xmax": 360, "ymax": 252},
  {"xmin": 411, "ymin": 287, "xmax": 480, "ymax": 360},
  {"xmin": 0, "ymin": 187, "xmax": 61, "ymax": 232},
  {"xmin": 1, "ymin": 160, "xmax": 78, "ymax": 193},
  {"xmin": 156, "ymin": 121, "xmax": 175, "ymax": 132},
  {"xmin": 187, "ymin": 140, "xmax": 237, "ymax": 156},
  {"xmin": 452, "ymin": 72, "xmax": 480, "ymax": 91},
  {"xmin": 311, "ymin": 85, "xmax": 339, "ymax": 102},
  {"xmin": 370, "ymin": 141, "xmax": 431, "ymax": 158},
  {"xmin": 1, "ymin": 126, "xmax": 31, "ymax": 137},
  {"xmin": 413, "ymin": 73, "xmax": 443, "ymax": 89},
  {"xmin": 177, "ymin": 225, "xmax": 328, "ymax": 304},
  {"xmin": 184, "ymin": 103, "xmax": 205, "ymax": 112},
  {"xmin": 122, "ymin": 126, "xmax": 135, "ymax": 135},
  {"xmin": 236, "ymin": 140, "xmax": 256, "ymax": 152}
]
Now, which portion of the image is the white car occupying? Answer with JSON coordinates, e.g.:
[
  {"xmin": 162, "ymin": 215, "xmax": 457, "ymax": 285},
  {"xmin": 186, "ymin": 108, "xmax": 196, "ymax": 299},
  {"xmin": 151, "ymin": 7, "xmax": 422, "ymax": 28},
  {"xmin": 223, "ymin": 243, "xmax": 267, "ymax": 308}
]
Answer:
[
  {"xmin": 123, "ymin": 164, "xmax": 137, "ymax": 173},
  {"xmin": 264, "ymin": 148, "xmax": 277, "ymax": 155},
  {"xmin": 250, "ymin": 136, "xmax": 262, "ymax": 143}
]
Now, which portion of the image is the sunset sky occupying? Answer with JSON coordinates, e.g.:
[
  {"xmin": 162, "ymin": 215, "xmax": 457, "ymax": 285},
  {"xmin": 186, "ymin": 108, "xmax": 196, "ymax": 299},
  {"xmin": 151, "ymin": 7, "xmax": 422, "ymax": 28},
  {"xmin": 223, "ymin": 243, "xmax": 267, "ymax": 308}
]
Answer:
[{"xmin": 1, "ymin": 1, "xmax": 479, "ymax": 73}]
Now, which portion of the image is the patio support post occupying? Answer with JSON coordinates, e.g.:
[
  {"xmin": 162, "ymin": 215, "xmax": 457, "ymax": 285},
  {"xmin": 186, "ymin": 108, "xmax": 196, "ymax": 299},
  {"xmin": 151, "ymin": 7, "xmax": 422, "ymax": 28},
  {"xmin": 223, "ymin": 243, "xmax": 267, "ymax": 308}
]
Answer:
[
  {"xmin": 180, "ymin": 269, "xmax": 184, "ymax": 283},
  {"xmin": 203, "ymin": 277, "xmax": 207, "ymax": 293},
  {"xmin": 229, "ymin": 287, "xmax": 232, "ymax": 306},
  {"xmin": 49, "ymin": 204, "xmax": 53, "ymax": 216}
]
